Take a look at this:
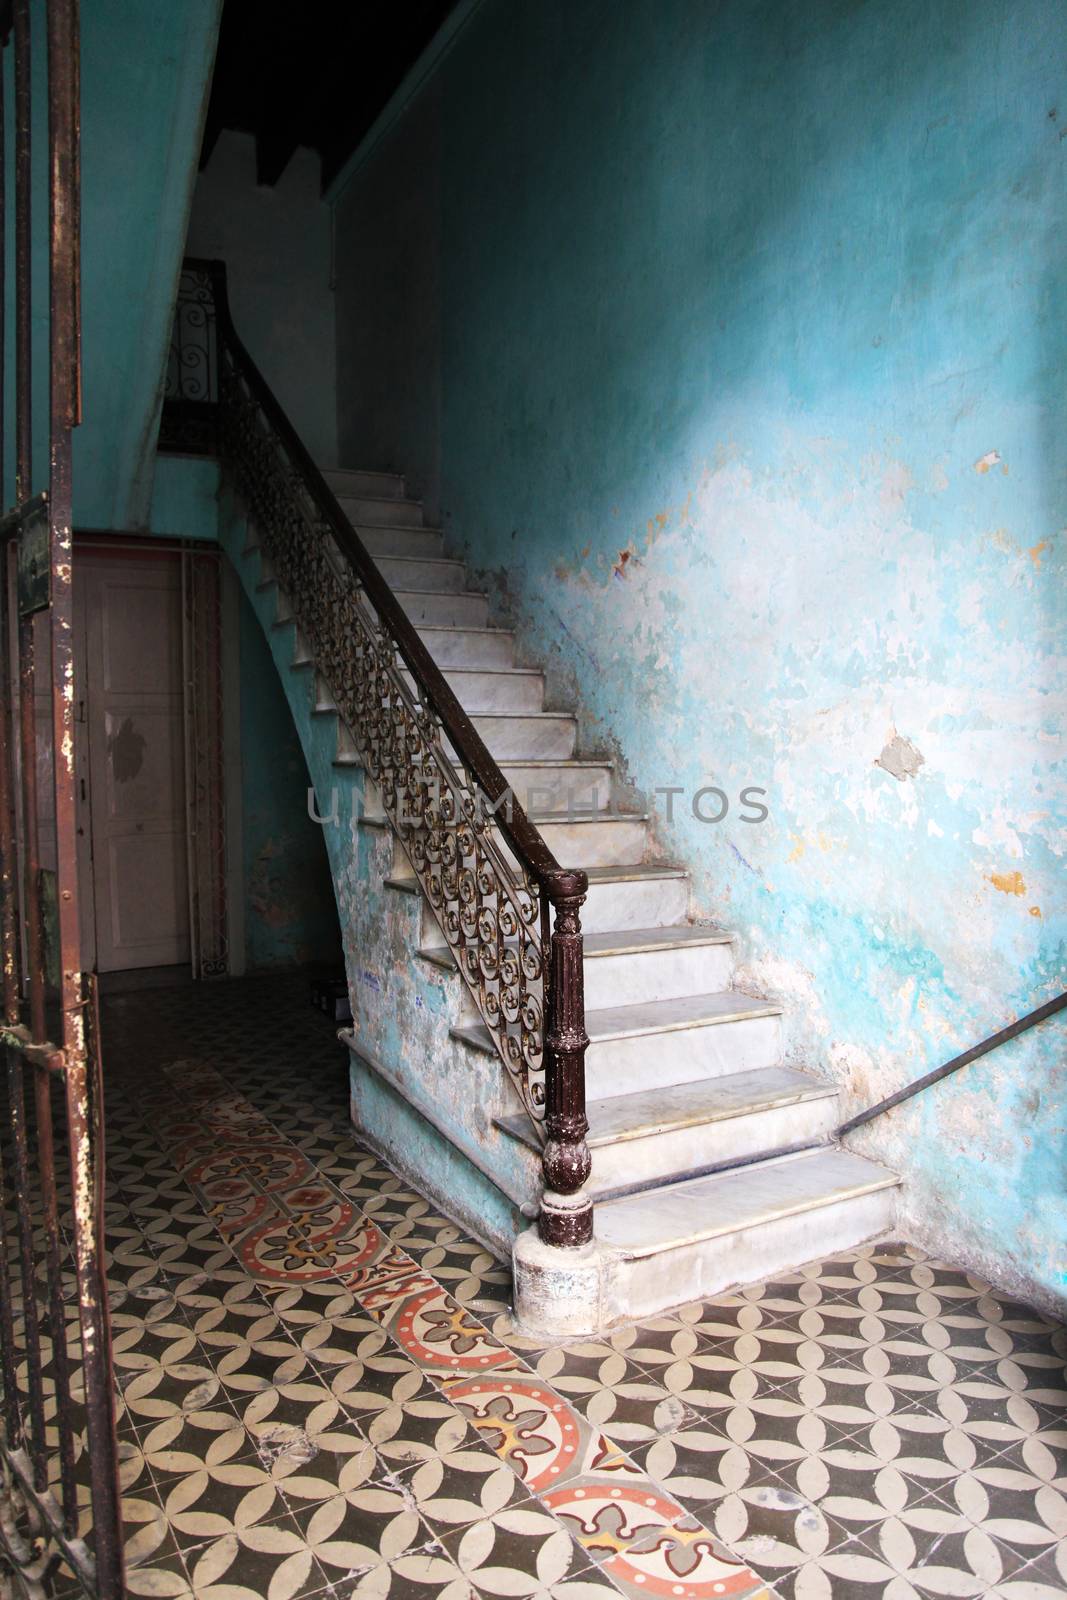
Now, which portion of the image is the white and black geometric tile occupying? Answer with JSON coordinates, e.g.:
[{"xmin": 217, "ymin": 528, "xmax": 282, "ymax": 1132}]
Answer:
[{"xmin": 27, "ymin": 975, "xmax": 1063, "ymax": 1600}]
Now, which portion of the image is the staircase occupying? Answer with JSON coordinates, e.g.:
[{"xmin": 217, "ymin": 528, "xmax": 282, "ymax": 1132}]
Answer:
[{"xmin": 232, "ymin": 460, "xmax": 900, "ymax": 1331}]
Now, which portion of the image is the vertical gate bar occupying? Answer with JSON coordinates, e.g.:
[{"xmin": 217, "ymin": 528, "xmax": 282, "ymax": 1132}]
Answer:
[
  {"xmin": 33, "ymin": 1065, "xmax": 78, "ymax": 1529},
  {"xmin": 0, "ymin": 33, "xmax": 22, "ymax": 1450},
  {"xmin": 0, "ymin": 1132, "xmax": 22, "ymax": 1456},
  {"xmin": 9, "ymin": 0, "xmax": 52, "ymax": 1499},
  {"xmin": 13, "ymin": 0, "xmax": 29, "ymax": 499},
  {"xmin": 6, "ymin": 1054, "xmax": 47, "ymax": 1488},
  {"xmin": 1, "ymin": 13, "xmax": 5, "ymax": 506},
  {"xmin": 50, "ymin": 4, "xmax": 124, "ymax": 1592}
]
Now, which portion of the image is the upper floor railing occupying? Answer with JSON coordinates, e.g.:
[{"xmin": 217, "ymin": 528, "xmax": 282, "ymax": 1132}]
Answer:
[{"xmin": 162, "ymin": 259, "xmax": 594, "ymax": 1249}]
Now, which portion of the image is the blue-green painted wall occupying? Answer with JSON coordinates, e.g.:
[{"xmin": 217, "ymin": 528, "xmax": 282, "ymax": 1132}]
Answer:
[
  {"xmin": 78, "ymin": 0, "xmax": 222, "ymax": 528},
  {"xmin": 237, "ymin": 580, "xmax": 342, "ymax": 972},
  {"xmin": 2, "ymin": 0, "xmax": 221, "ymax": 522},
  {"xmin": 333, "ymin": 0, "xmax": 1067, "ymax": 1307}
]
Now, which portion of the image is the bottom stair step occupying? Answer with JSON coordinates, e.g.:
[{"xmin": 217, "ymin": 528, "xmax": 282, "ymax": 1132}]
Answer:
[
  {"xmin": 586, "ymin": 1064, "xmax": 839, "ymax": 1195},
  {"xmin": 594, "ymin": 1146, "xmax": 899, "ymax": 1322}
]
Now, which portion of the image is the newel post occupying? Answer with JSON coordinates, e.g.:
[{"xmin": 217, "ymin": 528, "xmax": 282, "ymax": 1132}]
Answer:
[{"xmin": 539, "ymin": 868, "xmax": 593, "ymax": 1247}]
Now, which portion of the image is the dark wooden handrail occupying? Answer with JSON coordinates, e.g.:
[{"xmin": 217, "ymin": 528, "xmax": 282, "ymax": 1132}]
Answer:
[{"xmin": 179, "ymin": 257, "xmax": 594, "ymax": 1248}]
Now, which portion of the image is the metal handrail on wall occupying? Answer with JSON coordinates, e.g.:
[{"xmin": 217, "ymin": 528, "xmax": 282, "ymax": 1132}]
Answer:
[
  {"xmin": 162, "ymin": 258, "xmax": 594, "ymax": 1249},
  {"xmin": 837, "ymin": 990, "xmax": 1067, "ymax": 1137}
]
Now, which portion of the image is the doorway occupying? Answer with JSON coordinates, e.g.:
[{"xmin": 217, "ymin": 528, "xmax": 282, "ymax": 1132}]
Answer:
[{"xmin": 74, "ymin": 547, "xmax": 191, "ymax": 973}]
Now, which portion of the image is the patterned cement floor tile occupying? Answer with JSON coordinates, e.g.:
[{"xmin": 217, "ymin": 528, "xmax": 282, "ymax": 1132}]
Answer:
[
  {"xmin": 268, "ymin": 1417, "xmax": 384, "ymax": 1506},
  {"xmin": 327, "ymin": 1342, "xmax": 430, "ymax": 1418},
  {"xmin": 155, "ymin": 1459, "xmax": 291, "ymax": 1549},
  {"xmin": 395, "ymin": 1435, "xmax": 533, "ymax": 1534},
  {"xmin": 304, "ymin": 1544, "xmax": 475, "ymax": 1600},
  {"xmin": 366, "ymin": 1277, "xmax": 523, "ymax": 1379},
  {"xmin": 439, "ymin": 1501, "xmax": 601, "ymax": 1599},
  {"xmin": 139, "ymin": 1408, "xmax": 259, "ymax": 1481},
  {"xmin": 362, "ymin": 1388, "xmax": 476, "ymax": 1472},
  {"xmin": 539, "ymin": 1481, "xmax": 771, "ymax": 1599},
  {"xmin": 441, "ymin": 1370, "xmax": 647, "ymax": 1497},
  {"xmin": 23, "ymin": 975, "xmax": 1063, "ymax": 1600},
  {"xmin": 988, "ymin": 1538, "xmax": 1067, "ymax": 1599},
  {"xmin": 179, "ymin": 1511, "xmax": 328, "ymax": 1600},
  {"xmin": 291, "ymin": 1484, "xmax": 434, "ymax": 1584},
  {"xmin": 519, "ymin": 1345, "xmax": 696, "ymax": 1446},
  {"xmin": 851, "ymin": 1512, "xmax": 1036, "ymax": 1597}
]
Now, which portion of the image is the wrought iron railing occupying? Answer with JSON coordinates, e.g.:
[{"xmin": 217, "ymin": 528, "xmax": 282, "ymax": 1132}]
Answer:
[
  {"xmin": 0, "ymin": 2, "xmax": 124, "ymax": 1596},
  {"xmin": 162, "ymin": 259, "xmax": 595, "ymax": 1249}
]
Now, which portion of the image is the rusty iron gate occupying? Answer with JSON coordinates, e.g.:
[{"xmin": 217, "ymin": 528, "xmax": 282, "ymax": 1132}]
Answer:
[{"xmin": 0, "ymin": 2, "xmax": 124, "ymax": 1596}]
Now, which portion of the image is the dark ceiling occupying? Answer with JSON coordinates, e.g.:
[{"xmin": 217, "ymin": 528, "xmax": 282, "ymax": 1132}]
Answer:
[{"xmin": 201, "ymin": 0, "xmax": 458, "ymax": 191}]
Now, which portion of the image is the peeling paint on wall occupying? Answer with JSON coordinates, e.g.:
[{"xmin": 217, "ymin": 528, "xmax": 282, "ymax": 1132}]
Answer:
[
  {"xmin": 875, "ymin": 730, "xmax": 925, "ymax": 783},
  {"xmin": 333, "ymin": 0, "xmax": 1067, "ymax": 1307}
]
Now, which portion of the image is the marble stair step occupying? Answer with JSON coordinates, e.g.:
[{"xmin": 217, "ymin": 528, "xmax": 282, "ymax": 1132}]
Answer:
[
  {"xmin": 419, "ymin": 917, "xmax": 729, "ymax": 1005},
  {"xmin": 496, "ymin": 759, "xmax": 617, "ymax": 813},
  {"xmin": 322, "ymin": 467, "xmax": 406, "ymax": 499},
  {"xmin": 502, "ymin": 811, "xmax": 650, "ymax": 870},
  {"xmin": 443, "ymin": 712, "xmax": 577, "ymax": 762},
  {"xmin": 399, "ymin": 665, "xmax": 545, "ymax": 715},
  {"xmin": 581, "ymin": 864, "xmax": 690, "ymax": 934},
  {"xmin": 392, "ymin": 588, "xmax": 489, "ymax": 629},
  {"xmin": 417, "ymin": 625, "xmax": 517, "ymax": 669},
  {"xmin": 594, "ymin": 1146, "xmax": 900, "ymax": 1322},
  {"xmin": 582, "ymin": 925, "xmax": 735, "ymax": 1008},
  {"xmin": 454, "ymin": 988, "xmax": 782, "ymax": 1096},
  {"xmin": 401, "ymin": 808, "xmax": 649, "ymax": 876},
  {"xmin": 586, "ymin": 1065, "xmax": 838, "ymax": 1195},
  {"xmin": 374, "ymin": 555, "xmax": 469, "ymax": 593},
  {"xmin": 335, "ymin": 493, "xmax": 425, "ymax": 527},
  {"xmin": 495, "ymin": 1063, "xmax": 839, "ymax": 1197},
  {"xmin": 358, "ymin": 525, "xmax": 447, "ymax": 560}
]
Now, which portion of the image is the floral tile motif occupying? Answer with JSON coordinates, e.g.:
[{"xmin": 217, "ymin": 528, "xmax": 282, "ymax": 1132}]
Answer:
[
  {"xmin": 238, "ymin": 1206, "xmax": 387, "ymax": 1283},
  {"xmin": 541, "ymin": 1480, "xmax": 770, "ymax": 1599},
  {"xmin": 61, "ymin": 975, "xmax": 1067, "ymax": 1600},
  {"xmin": 367, "ymin": 1279, "xmax": 522, "ymax": 1378},
  {"xmin": 444, "ymin": 1373, "xmax": 644, "ymax": 1495}
]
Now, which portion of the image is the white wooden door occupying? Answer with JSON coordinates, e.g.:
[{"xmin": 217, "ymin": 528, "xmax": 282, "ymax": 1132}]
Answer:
[{"xmin": 78, "ymin": 552, "xmax": 190, "ymax": 972}]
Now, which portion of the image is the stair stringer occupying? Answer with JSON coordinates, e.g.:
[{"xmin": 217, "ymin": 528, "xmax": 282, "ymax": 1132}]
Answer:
[{"xmin": 218, "ymin": 492, "xmax": 543, "ymax": 1257}]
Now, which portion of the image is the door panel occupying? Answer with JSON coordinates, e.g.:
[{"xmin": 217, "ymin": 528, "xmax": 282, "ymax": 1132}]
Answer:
[{"xmin": 79, "ymin": 554, "xmax": 190, "ymax": 972}]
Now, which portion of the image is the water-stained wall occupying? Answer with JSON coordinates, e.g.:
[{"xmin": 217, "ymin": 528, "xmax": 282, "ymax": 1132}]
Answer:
[{"xmin": 332, "ymin": 0, "xmax": 1067, "ymax": 1308}]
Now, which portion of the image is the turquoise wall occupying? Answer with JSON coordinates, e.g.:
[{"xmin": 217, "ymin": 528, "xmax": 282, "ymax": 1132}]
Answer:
[
  {"xmin": 237, "ymin": 581, "xmax": 342, "ymax": 972},
  {"xmin": 332, "ymin": 0, "xmax": 1067, "ymax": 1307},
  {"xmin": 77, "ymin": 0, "xmax": 221, "ymax": 528},
  {"xmin": 2, "ymin": 0, "xmax": 221, "ymax": 522}
]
